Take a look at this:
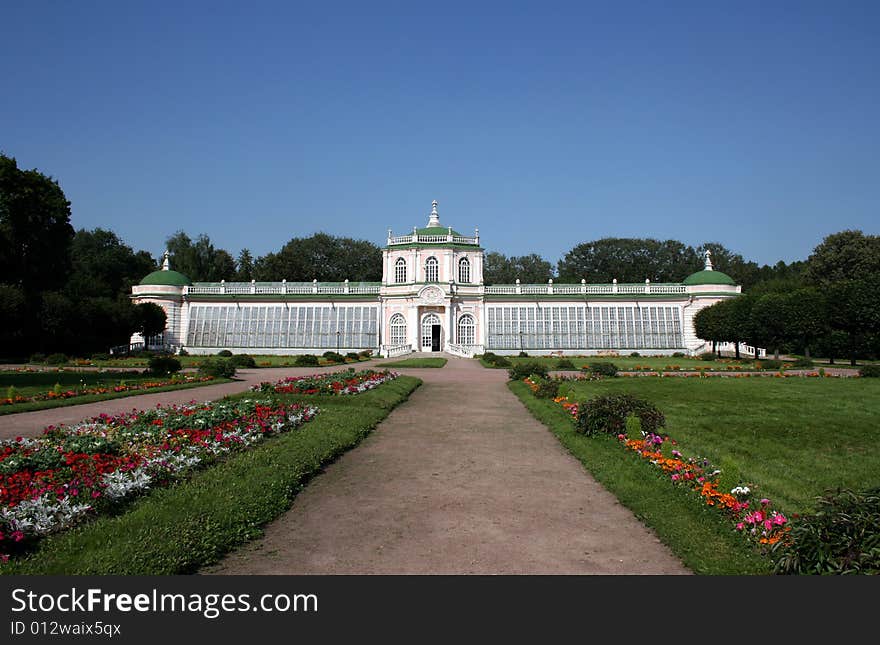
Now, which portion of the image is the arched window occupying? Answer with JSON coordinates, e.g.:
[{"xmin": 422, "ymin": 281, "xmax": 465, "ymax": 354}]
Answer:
[
  {"xmin": 389, "ymin": 313, "xmax": 406, "ymax": 345},
  {"xmin": 394, "ymin": 258, "xmax": 407, "ymax": 283},
  {"xmin": 425, "ymin": 256, "xmax": 439, "ymax": 282},
  {"xmin": 458, "ymin": 314, "xmax": 475, "ymax": 345},
  {"xmin": 458, "ymin": 257, "xmax": 471, "ymax": 283}
]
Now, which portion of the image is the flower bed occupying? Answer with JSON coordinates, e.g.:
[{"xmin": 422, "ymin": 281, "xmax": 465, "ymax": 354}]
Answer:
[
  {"xmin": 2, "ymin": 374, "xmax": 217, "ymax": 407},
  {"xmin": 0, "ymin": 398, "xmax": 318, "ymax": 560},
  {"xmin": 526, "ymin": 376, "xmax": 790, "ymax": 550},
  {"xmin": 253, "ymin": 369, "xmax": 397, "ymax": 396}
]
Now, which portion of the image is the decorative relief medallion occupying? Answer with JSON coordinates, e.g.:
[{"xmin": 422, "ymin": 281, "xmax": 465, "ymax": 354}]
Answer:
[{"xmin": 420, "ymin": 286, "xmax": 444, "ymax": 304}]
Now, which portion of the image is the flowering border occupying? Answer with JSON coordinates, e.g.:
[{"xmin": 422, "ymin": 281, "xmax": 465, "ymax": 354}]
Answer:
[
  {"xmin": 3, "ymin": 374, "xmax": 217, "ymax": 407},
  {"xmin": 253, "ymin": 369, "xmax": 398, "ymax": 396},
  {"xmin": 0, "ymin": 398, "xmax": 318, "ymax": 561},
  {"xmin": 525, "ymin": 376, "xmax": 791, "ymax": 550}
]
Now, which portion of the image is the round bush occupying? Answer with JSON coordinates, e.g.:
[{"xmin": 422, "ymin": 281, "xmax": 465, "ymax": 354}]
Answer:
[
  {"xmin": 148, "ymin": 355, "xmax": 182, "ymax": 375},
  {"xmin": 859, "ymin": 365, "xmax": 880, "ymax": 378},
  {"xmin": 45, "ymin": 353, "xmax": 68, "ymax": 365},
  {"xmin": 217, "ymin": 349, "xmax": 233, "ymax": 357},
  {"xmin": 518, "ymin": 351, "xmax": 529, "ymax": 358},
  {"xmin": 630, "ymin": 352, "xmax": 641, "ymax": 357},
  {"xmin": 533, "ymin": 378, "xmax": 560, "ymax": 399},
  {"xmin": 508, "ymin": 361, "xmax": 549, "ymax": 381},
  {"xmin": 29, "ymin": 353, "xmax": 46, "ymax": 364},
  {"xmin": 672, "ymin": 351, "xmax": 685, "ymax": 358},
  {"xmin": 575, "ymin": 393, "xmax": 665, "ymax": 436},
  {"xmin": 91, "ymin": 353, "xmax": 111, "ymax": 362},
  {"xmin": 346, "ymin": 352, "xmax": 361, "ymax": 361},
  {"xmin": 756, "ymin": 359, "xmax": 783, "ymax": 370},
  {"xmin": 358, "ymin": 349, "xmax": 373, "ymax": 358},
  {"xmin": 294, "ymin": 354, "xmax": 320, "ymax": 367},
  {"xmin": 556, "ymin": 358, "xmax": 576, "ymax": 370},
  {"xmin": 231, "ymin": 354, "xmax": 256, "ymax": 368},
  {"xmin": 790, "ymin": 357, "xmax": 815, "ymax": 369},
  {"xmin": 322, "ymin": 351, "xmax": 345, "ymax": 364},
  {"xmin": 587, "ymin": 362, "xmax": 618, "ymax": 378},
  {"xmin": 698, "ymin": 351, "xmax": 717, "ymax": 361},
  {"xmin": 198, "ymin": 358, "xmax": 236, "ymax": 378}
]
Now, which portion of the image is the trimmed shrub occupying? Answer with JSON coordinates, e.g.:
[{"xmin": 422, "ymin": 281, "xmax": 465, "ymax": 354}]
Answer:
[
  {"xmin": 672, "ymin": 351, "xmax": 685, "ymax": 358},
  {"xmin": 217, "ymin": 349, "xmax": 233, "ymax": 357},
  {"xmin": 90, "ymin": 353, "xmax": 111, "ymax": 362},
  {"xmin": 481, "ymin": 352, "xmax": 512, "ymax": 368},
  {"xmin": 294, "ymin": 354, "xmax": 320, "ymax": 367},
  {"xmin": 45, "ymin": 353, "xmax": 68, "ymax": 365},
  {"xmin": 518, "ymin": 351, "xmax": 529, "ymax": 357},
  {"xmin": 630, "ymin": 352, "xmax": 641, "ymax": 357},
  {"xmin": 178, "ymin": 348, "xmax": 189, "ymax": 356},
  {"xmin": 29, "ymin": 353, "xmax": 46, "ymax": 364},
  {"xmin": 587, "ymin": 362, "xmax": 618, "ymax": 378},
  {"xmin": 231, "ymin": 354, "xmax": 256, "ymax": 368},
  {"xmin": 698, "ymin": 351, "xmax": 716, "ymax": 361},
  {"xmin": 508, "ymin": 361, "xmax": 549, "ymax": 381},
  {"xmin": 148, "ymin": 355, "xmax": 182, "ymax": 375},
  {"xmin": 358, "ymin": 349, "xmax": 373, "ymax": 358},
  {"xmin": 533, "ymin": 378, "xmax": 560, "ymax": 399},
  {"xmin": 322, "ymin": 351, "xmax": 345, "ymax": 364},
  {"xmin": 556, "ymin": 358, "xmax": 576, "ymax": 370},
  {"xmin": 575, "ymin": 393, "xmax": 665, "ymax": 437},
  {"xmin": 756, "ymin": 359, "xmax": 783, "ymax": 370},
  {"xmin": 198, "ymin": 358, "xmax": 236, "ymax": 378},
  {"xmin": 859, "ymin": 365, "xmax": 880, "ymax": 378},
  {"xmin": 790, "ymin": 358, "xmax": 815, "ymax": 369},
  {"xmin": 345, "ymin": 352, "xmax": 361, "ymax": 361},
  {"xmin": 773, "ymin": 487, "xmax": 880, "ymax": 575}
]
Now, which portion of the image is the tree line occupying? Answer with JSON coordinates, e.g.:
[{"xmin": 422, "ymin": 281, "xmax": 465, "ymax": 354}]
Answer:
[
  {"xmin": 2, "ymin": 153, "xmax": 876, "ymax": 360},
  {"xmin": 694, "ymin": 230, "xmax": 880, "ymax": 364}
]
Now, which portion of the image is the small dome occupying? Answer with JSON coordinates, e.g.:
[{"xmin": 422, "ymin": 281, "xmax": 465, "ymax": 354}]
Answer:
[
  {"xmin": 682, "ymin": 269, "xmax": 736, "ymax": 286},
  {"xmin": 139, "ymin": 269, "xmax": 191, "ymax": 286}
]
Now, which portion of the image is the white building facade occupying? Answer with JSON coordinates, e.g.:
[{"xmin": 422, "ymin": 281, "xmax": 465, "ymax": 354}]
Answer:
[{"xmin": 132, "ymin": 201, "xmax": 745, "ymax": 358}]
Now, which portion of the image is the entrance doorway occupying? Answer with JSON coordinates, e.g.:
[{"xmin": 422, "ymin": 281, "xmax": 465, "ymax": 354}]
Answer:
[{"xmin": 421, "ymin": 313, "xmax": 442, "ymax": 352}]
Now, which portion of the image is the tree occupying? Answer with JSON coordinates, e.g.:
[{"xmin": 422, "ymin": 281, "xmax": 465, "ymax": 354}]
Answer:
[
  {"xmin": 750, "ymin": 293, "xmax": 790, "ymax": 359},
  {"xmin": 782, "ymin": 288, "xmax": 827, "ymax": 359},
  {"xmin": 483, "ymin": 252, "xmax": 554, "ymax": 284},
  {"xmin": 693, "ymin": 302, "xmax": 724, "ymax": 353},
  {"xmin": 826, "ymin": 280, "xmax": 879, "ymax": 365},
  {"xmin": 254, "ymin": 233, "xmax": 381, "ymax": 282},
  {"xmin": 132, "ymin": 303, "xmax": 167, "ymax": 345},
  {"xmin": 165, "ymin": 232, "xmax": 236, "ymax": 282},
  {"xmin": 805, "ymin": 230, "xmax": 880, "ymax": 285},
  {"xmin": 236, "ymin": 248, "xmax": 255, "ymax": 281},
  {"xmin": 557, "ymin": 238, "xmax": 699, "ymax": 283},
  {"xmin": 68, "ymin": 228, "xmax": 156, "ymax": 299},
  {"xmin": 0, "ymin": 284, "xmax": 27, "ymax": 358},
  {"xmin": 0, "ymin": 155, "xmax": 75, "ymax": 293}
]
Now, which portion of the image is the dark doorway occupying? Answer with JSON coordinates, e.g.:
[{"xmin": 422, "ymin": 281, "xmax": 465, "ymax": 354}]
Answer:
[{"xmin": 431, "ymin": 325, "xmax": 441, "ymax": 351}]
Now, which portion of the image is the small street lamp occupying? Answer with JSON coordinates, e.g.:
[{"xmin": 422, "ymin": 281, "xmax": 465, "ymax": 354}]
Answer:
[{"xmin": 336, "ymin": 330, "xmax": 341, "ymax": 353}]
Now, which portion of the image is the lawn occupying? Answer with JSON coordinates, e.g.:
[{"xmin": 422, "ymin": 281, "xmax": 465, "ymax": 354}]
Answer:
[
  {"xmin": 0, "ymin": 370, "xmax": 232, "ymax": 415},
  {"xmin": 481, "ymin": 354, "xmax": 763, "ymax": 371},
  {"xmin": 560, "ymin": 377, "xmax": 880, "ymax": 514},
  {"xmin": 376, "ymin": 357, "xmax": 447, "ymax": 368},
  {"xmin": 510, "ymin": 375, "xmax": 880, "ymax": 574},
  {"xmin": 14, "ymin": 354, "xmax": 375, "ymax": 369},
  {"xmin": 2, "ymin": 375, "xmax": 421, "ymax": 574}
]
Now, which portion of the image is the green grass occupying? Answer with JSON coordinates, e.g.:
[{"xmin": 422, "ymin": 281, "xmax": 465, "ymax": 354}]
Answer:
[
  {"xmin": 509, "ymin": 380, "xmax": 769, "ymax": 574},
  {"xmin": 509, "ymin": 382, "xmax": 771, "ymax": 575},
  {"xmin": 0, "ymin": 371, "xmax": 233, "ymax": 416},
  {"xmin": 2, "ymin": 375, "xmax": 421, "ymax": 574},
  {"xmin": 376, "ymin": 357, "xmax": 447, "ymax": 368},
  {"xmin": 480, "ymin": 355, "xmax": 762, "ymax": 371},
  {"xmin": 560, "ymin": 377, "xmax": 880, "ymax": 514}
]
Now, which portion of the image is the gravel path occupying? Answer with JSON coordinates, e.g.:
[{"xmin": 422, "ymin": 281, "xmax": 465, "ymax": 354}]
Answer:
[{"xmin": 204, "ymin": 356, "xmax": 688, "ymax": 575}]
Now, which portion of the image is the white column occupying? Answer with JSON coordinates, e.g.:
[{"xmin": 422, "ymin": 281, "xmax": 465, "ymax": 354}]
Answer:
[{"xmin": 408, "ymin": 302, "xmax": 419, "ymax": 350}]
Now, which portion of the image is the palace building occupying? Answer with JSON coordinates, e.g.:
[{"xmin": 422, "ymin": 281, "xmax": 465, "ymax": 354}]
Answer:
[{"xmin": 131, "ymin": 200, "xmax": 746, "ymax": 358}]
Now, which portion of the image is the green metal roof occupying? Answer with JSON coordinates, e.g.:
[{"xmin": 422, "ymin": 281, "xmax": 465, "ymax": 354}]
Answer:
[
  {"xmin": 682, "ymin": 269, "xmax": 736, "ymax": 286},
  {"xmin": 139, "ymin": 269, "xmax": 192, "ymax": 286},
  {"xmin": 415, "ymin": 226, "xmax": 465, "ymax": 236}
]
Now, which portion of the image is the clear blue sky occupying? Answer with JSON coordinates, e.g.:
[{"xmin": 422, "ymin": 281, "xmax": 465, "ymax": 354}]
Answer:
[{"xmin": 3, "ymin": 1, "xmax": 878, "ymax": 269}]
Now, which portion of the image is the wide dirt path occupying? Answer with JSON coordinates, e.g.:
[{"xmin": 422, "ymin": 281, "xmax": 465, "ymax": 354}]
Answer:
[
  {"xmin": 0, "ymin": 361, "xmax": 384, "ymax": 440},
  {"xmin": 206, "ymin": 357, "xmax": 688, "ymax": 574}
]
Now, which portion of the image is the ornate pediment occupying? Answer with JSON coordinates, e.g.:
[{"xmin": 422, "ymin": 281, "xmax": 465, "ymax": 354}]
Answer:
[{"xmin": 418, "ymin": 285, "xmax": 445, "ymax": 304}]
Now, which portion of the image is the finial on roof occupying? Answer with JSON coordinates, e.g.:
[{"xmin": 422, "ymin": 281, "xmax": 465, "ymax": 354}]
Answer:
[
  {"xmin": 162, "ymin": 250, "xmax": 170, "ymax": 271},
  {"xmin": 428, "ymin": 199, "xmax": 441, "ymax": 228},
  {"xmin": 704, "ymin": 249, "xmax": 713, "ymax": 271}
]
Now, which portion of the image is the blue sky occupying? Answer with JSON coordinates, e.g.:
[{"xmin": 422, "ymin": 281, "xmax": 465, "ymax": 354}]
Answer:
[{"xmin": 2, "ymin": 1, "xmax": 878, "ymax": 268}]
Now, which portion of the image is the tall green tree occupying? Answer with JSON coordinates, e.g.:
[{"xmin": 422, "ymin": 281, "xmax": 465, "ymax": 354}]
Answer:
[
  {"xmin": 235, "ymin": 248, "xmax": 255, "ymax": 281},
  {"xmin": 782, "ymin": 288, "xmax": 827, "ymax": 359},
  {"xmin": 254, "ymin": 233, "xmax": 381, "ymax": 282},
  {"xmin": 68, "ymin": 228, "xmax": 156, "ymax": 299},
  {"xmin": 132, "ymin": 302, "xmax": 168, "ymax": 345},
  {"xmin": 166, "ymin": 231, "xmax": 236, "ymax": 281},
  {"xmin": 750, "ymin": 293, "xmax": 790, "ymax": 359},
  {"xmin": 0, "ymin": 155, "xmax": 75, "ymax": 293},
  {"xmin": 483, "ymin": 252, "xmax": 554, "ymax": 284},
  {"xmin": 826, "ymin": 280, "xmax": 879, "ymax": 365},
  {"xmin": 805, "ymin": 230, "xmax": 880, "ymax": 285},
  {"xmin": 557, "ymin": 238, "xmax": 698, "ymax": 283},
  {"xmin": 693, "ymin": 302, "xmax": 724, "ymax": 353}
]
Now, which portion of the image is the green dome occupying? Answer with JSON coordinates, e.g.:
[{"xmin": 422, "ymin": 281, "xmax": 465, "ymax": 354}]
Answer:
[
  {"xmin": 416, "ymin": 226, "xmax": 465, "ymax": 237},
  {"xmin": 682, "ymin": 269, "xmax": 736, "ymax": 286},
  {"xmin": 139, "ymin": 269, "xmax": 191, "ymax": 287}
]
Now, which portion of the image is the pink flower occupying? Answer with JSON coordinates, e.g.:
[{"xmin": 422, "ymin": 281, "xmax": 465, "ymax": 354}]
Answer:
[
  {"xmin": 753, "ymin": 510, "xmax": 764, "ymax": 523},
  {"xmin": 671, "ymin": 474, "xmax": 680, "ymax": 481},
  {"xmin": 736, "ymin": 523, "xmax": 744, "ymax": 530},
  {"xmin": 12, "ymin": 531, "xmax": 24, "ymax": 542},
  {"xmin": 764, "ymin": 520, "xmax": 773, "ymax": 530},
  {"xmin": 760, "ymin": 498, "xmax": 770, "ymax": 506},
  {"xmin": 773, "ymin": 514, "xmax": 787, "ymax": 526}
]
